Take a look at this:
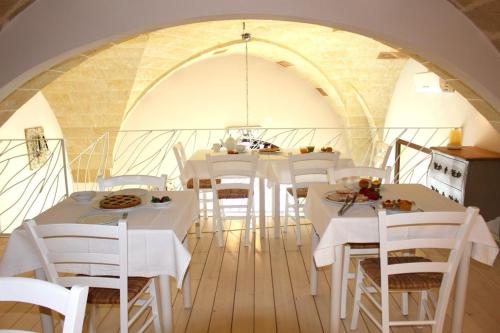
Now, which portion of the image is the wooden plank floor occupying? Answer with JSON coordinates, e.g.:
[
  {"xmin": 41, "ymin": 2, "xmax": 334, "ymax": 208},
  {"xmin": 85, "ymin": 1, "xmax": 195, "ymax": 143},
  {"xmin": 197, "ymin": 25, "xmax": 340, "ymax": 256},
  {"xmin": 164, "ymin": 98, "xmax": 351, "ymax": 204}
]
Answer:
[{"xmin": 0, "ymin": 218, "xmax": 499, "ymax": 333}]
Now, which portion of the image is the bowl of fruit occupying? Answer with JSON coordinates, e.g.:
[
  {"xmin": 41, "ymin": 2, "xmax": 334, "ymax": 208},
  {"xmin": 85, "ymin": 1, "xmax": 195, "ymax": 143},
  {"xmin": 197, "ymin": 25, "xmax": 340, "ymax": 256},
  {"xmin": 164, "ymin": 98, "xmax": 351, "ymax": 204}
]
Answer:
[{"xmin": 150, "ymin": 195, "xmax": 172, "ymax": 208}]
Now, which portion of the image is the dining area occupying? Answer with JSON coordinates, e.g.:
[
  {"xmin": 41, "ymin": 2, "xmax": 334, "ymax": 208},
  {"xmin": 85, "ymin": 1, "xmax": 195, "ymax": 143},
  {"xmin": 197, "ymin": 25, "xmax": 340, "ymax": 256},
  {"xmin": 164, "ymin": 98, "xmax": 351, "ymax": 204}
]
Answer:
[{"xmin": 0, "ymin": 134, "xmax": 498, "ymax": 333}]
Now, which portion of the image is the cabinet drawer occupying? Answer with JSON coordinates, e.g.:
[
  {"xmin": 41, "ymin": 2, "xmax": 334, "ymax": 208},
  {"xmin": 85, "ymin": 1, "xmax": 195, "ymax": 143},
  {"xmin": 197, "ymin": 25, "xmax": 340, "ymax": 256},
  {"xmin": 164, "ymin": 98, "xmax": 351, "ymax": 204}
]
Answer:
[
  {"xmin": 428, "ymin": 152, "xmax": 467, "ymax": 190},
  {"xmin": 428, "ymin": 178, "xmax": 463, "ymax": 204}
]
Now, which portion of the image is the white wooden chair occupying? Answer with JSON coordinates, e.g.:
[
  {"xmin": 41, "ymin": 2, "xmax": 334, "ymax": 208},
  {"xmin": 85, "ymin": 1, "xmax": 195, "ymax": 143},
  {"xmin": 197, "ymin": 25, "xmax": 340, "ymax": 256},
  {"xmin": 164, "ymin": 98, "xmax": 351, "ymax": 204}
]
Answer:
[
  {"xmin": 0, "ymin": 277, "xmax": 88, "ymax": 333},
  {"xmin": 97, "ymin": 174, "xmax": 166, "ymax": 191},
  {"xmin": 173, "ymin": 142, "xmax": 213, "ymax": 220},
  {"xmin": 206, "ymin": 153, "xmax": 258, "ymax": 247},
  {"xmin": 350, "ymin": 207, "xmax": 479, "ymax": 333},
  {"xmin": 329, "ymin": 166, "xmax": 392, "ymax": 318},
  {"xmin": 24, "ymin": 218, "xmax": 162, "ymax": 333},
  {"xmin": 286, "ymin": 152, "xmax": 339, "ymax": 245}
]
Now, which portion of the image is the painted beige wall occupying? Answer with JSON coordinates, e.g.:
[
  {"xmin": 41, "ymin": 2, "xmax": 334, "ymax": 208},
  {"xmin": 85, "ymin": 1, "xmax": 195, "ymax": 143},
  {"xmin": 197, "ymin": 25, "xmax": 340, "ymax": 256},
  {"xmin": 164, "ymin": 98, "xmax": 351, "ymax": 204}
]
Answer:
[
  {"xmin": 385, "ymin": 59, "xmax": 500, "ymax": 153},
  {"xmin": 122, "ymin": 54, "xmax": 343, "ymax": 130},
  {"xmin": 1, "ymin": 0, "xmax": 499, "ymax": 121}
]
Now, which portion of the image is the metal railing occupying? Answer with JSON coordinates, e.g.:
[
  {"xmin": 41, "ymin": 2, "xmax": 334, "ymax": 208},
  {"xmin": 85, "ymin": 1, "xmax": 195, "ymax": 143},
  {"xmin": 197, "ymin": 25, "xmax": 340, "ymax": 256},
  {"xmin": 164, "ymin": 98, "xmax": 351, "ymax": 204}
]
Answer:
[
  {"xmin": 0, "ymin": 138, "xmax": 69, "ymax": 234},
  {"xmin": 0, "ymin": 126, "xmax": 454, "ymax": 234},
  {"xmin": 70, "ymin": 127, "xmax": 453, "ymax": 191}
]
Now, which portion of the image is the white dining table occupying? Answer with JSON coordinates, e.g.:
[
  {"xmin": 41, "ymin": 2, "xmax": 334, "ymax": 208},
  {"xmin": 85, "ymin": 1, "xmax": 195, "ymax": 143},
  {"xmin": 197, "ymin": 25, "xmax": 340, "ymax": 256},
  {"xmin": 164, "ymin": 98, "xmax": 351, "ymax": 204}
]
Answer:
[
  {"xmin": 0, "ymin": 190, "xmax": 199, "ymax": 333},
  {"xmin": 305, "ymin": 183, "xmax": 499, "ymax": 333},
  {"xmin": 185, "ymin": 149, "xmax": 354, "ymax": 238}
]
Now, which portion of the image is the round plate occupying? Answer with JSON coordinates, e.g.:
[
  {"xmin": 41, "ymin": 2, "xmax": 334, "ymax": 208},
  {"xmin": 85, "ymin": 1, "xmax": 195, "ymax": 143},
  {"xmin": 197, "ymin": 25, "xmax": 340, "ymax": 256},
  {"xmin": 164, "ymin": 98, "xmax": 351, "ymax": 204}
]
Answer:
[{"xmin": 322, "ymin": 191, "xmax": 378, "ymax": 206}]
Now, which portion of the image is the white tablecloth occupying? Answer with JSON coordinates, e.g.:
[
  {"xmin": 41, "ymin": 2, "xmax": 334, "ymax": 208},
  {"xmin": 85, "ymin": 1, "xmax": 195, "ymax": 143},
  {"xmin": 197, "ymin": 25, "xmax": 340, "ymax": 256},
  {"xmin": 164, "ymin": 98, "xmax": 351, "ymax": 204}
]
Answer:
[
  {"xmin": 305, "ymin": 183, "xmax": 498, "ymax": 267},
  {"xmin": 0, "ymin": 190, "xmax": 199, "ymax": 288},
  {"xmin": 186, "ymin": 149, "xmax": 354, "ymax": 185}
]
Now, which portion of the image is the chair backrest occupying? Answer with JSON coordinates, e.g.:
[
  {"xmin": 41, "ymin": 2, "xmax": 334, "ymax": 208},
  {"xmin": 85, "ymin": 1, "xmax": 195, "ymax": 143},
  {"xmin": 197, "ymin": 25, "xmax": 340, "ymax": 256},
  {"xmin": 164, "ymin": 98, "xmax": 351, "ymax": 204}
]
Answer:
[
  {"xmin": 377, "ymin": 207, "xmax": 479, "ymax": 331},
  {"xmin": 173, "ymin": 142, "xmax": 191, "ymax": 186},
  {"xmin": 97, "ymin": 174, "xmax": 166, "ymax": 191},
  {"xmin": 206, "ymin": 153, "xmax": 258, "ymax": 195},
  {"xmin": 24, "ymin": 219, "xmax": 128, "ymax": 309},
  {"xmin": 0, "ymin": 277, "xmax": 88, "ymax": 333},
  {"xmin": 288, "ymin": 152, "xmax": 340, "ymax": 190},
  {"xmin": 329, "ymin": 166, "xmax": 392, "ymax": 184}
]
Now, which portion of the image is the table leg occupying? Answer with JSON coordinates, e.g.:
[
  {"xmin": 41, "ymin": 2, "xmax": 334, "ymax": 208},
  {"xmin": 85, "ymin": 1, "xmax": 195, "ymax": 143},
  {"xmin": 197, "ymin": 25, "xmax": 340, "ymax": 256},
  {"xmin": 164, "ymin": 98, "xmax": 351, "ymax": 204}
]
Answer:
[
  {"xmin": 159, "ymin": 274, "xmax": 173, "ymax": 333},
  {"xmin": 273, "ymin": 183, "xmax": 280, "ymax": 238},
  {"xmin": 330, "ymin": 245, "xmax": 344, "ymax": 333},
  {"xmin": 259, "ymin": 178, "xmax": 265, "ymax": 238},
  {"xmin": 310, "ymin": 231, "xmax": 319, "ymax": 295},
  {"xmin": 182, "ymin": 238, "xmax": 192, "ymax": 309},
  {"xmin": 451, "ymin": 242, "xmax": 472, "ymax": 333},
  {"xmin": 35, "ymin": 268, "xmax": 54, "ymax": 333}
]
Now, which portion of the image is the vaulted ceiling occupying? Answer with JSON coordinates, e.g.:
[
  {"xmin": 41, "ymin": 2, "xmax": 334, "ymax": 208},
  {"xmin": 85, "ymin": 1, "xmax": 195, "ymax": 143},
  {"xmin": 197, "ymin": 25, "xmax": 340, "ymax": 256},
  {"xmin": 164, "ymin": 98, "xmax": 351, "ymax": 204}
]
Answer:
[
  {"xmin": 0, "ymin": 8, "xmax": 499, "ymax": 167},
  {"xmin": 0, "ymin": 20, "xmax": 411, "ymax": 164}
]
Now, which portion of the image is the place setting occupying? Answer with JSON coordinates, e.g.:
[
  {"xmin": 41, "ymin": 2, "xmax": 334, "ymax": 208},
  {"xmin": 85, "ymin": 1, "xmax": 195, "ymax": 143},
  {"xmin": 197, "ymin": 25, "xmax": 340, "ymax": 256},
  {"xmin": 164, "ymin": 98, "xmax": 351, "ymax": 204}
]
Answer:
[
  {"xmin": 322, "ymin": 178, "xmax": 382, "ymax": 215},
  {"xmin": 70, "ymin": 188, "xmax": 173, "ymax": 226}
]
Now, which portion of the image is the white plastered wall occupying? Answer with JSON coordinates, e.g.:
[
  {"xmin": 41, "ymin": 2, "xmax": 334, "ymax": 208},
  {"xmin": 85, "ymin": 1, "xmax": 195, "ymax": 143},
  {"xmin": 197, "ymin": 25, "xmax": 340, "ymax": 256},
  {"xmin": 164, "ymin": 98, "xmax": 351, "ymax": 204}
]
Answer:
[
  {"xmin": 122, "ymin": 54, "xmax": 343, "ymax": 130},
  {"xmin": 385, "ymin": 59, "xmax": 500, "ymax": 153}
]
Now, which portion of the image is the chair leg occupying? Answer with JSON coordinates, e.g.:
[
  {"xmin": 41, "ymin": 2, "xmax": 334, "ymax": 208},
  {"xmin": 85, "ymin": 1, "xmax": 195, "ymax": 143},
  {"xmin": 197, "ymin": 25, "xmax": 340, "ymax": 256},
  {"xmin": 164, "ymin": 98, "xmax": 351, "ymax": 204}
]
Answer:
[
  {"xmin": 149, "ymin": 279, "xmax": 162, "ymax": 333},
  {"xmin": 202, "ymin": 191, "xmax": 208, "ymax": 220},
  {"xmin": 294, "ymin": 200, "xmax": 301, "ymax": 245},
  {"xmin": 350, "ymin": 261, "xmax": 364, "ymax": 330},
  {"xmin": 252, "ymin": 204, "xmax": 256, "ymax": 233},
  {"xmin": 195, "ymin": 220, "xmax": 201, "ymax": 238},
  {"xmin": 214, "ymin": 199, "xmax": 224, "ymax": 247},
  {"xmin": 284, "ymin": 198, "xmax": 289, "ymax": 233},
  {"xmin": 401, "ymin": 292, "xmax": 409, "ymax": 316},
  {"xmin": 417, "ymin": 290, "xmax": 428, "ymax": 325},
  {"xmin": 120, "ymin": 299, "xmax": 128, "ymax": 333},
  {"xmin": 340, "ymin": 245, "xmax": 351, "ymax": 319},
  {"xmin": 244, "ymin": 208, "xmax": 251, "ymax": 246},
  {"xmin": 310, "ymin": 231, "xmax": 319, "ymax": 295},
  {"xmin": 87, "ymin": 304, "xmax": 97, "ymax": 333}
]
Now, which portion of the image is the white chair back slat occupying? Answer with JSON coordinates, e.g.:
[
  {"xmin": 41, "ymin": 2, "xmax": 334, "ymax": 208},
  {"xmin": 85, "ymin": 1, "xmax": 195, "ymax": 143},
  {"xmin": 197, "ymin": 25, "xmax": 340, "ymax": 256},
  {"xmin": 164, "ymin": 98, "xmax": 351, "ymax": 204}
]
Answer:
[
  {"xmin": 36, "ymin": 223, "xmax": 120, "ymax": 238},
  {"xmin": 384, "ymin": 211, "xmax": 466, "ymax": 227},
  {"xmin": 57, "ymin": 276, "xmax": 121, "ymax": 289},
  {"xmin": 97, "ymin": 174, "xmax": 166, "ymax": 191},
  {"xmin": 386, "ymin": 262, "xmax": 449, "ymax": 275},
  {"xmin": 49, "ymin": 252, "xmax": 121, "ymax": 266},
  {"xmin": 0, "ymin": 277, "xmax": 88, "ymax": 333},
  {"xmin": 377, "ymin": 207, "xmax": 479, "ymax": 332},
  {"xmin": 209, "ymin": 168, "xmax": 255, "ymax": 178},
  {"xmin": 387, "ymin": 239, "xmax": 456, "ymax": 252},
  {"xmin": 330, "ymin": 166, "xmax": 392, "ymax": 184}
]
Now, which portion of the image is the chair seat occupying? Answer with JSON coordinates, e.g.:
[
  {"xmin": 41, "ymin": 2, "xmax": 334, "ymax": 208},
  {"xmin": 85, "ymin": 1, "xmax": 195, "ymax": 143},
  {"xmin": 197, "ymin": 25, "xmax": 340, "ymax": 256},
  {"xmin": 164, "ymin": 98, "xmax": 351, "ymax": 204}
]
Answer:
[
  {"xmin": 350, "ymin": 242, "xmax": 379, "ymax": 249},
  {"xmin": 187, "ymin": 178, "xmax": 220, "ymax": 189},
  {"xmin": 360, "ymin": 256, "xmax": 443, "ymax": 291},
  {"xmin": 87, "ymin": 276, "xmax": 150, "ymax": 304},
  {"xmin": 217, "ymin": 189, "xmax": 249, "ymax": 199},
  {"xmin": 286, "ymin": 187, "xmax": 308, "ymax": 198}
]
